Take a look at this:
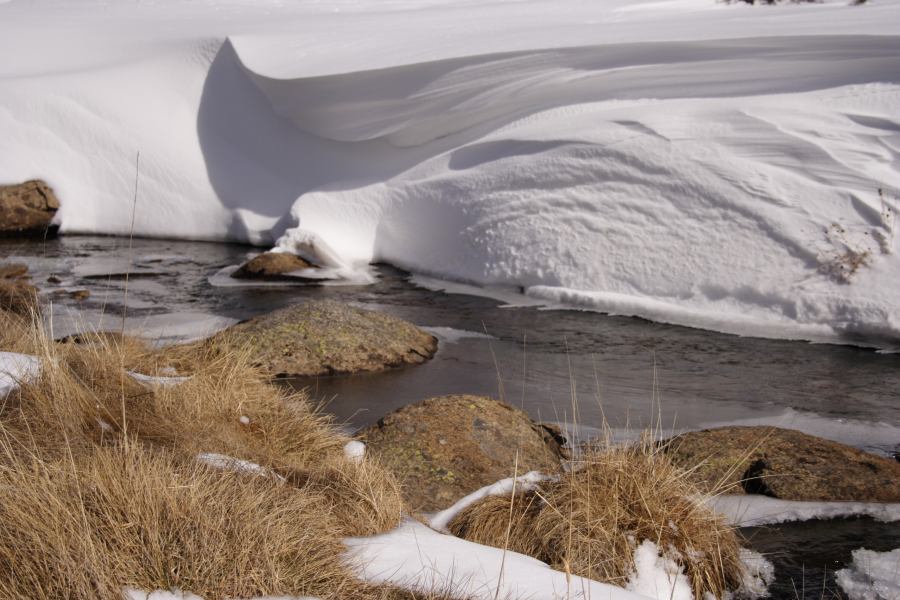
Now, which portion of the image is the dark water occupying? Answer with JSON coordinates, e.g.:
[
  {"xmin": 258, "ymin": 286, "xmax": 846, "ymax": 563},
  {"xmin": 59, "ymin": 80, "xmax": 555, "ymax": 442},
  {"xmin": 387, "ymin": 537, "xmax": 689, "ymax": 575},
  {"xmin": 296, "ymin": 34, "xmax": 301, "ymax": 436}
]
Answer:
[
  {"xmin": 741, "ymin": 518, "xmax": 900, "ymax": 599},
  {"xmin": 2, "ymin": 235, "xmax": 899, "ymax": 598}
]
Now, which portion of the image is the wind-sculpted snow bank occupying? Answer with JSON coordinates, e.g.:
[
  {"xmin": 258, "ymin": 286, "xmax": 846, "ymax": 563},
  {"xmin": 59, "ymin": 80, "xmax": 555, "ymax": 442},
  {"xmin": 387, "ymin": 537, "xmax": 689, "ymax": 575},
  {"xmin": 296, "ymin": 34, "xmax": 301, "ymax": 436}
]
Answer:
[
  {"xmin": 2, "ymin": 0, "xmax": 900, "ymax": 345},
  {"xmin": 274, "ymin": 79, "xmax": 900, "ymax": 343}
]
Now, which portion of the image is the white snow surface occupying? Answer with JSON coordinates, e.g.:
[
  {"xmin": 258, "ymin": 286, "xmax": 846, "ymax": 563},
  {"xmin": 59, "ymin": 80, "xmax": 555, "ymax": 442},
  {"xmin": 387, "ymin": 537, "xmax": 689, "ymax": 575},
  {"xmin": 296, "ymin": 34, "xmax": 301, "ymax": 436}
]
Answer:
[
  {"xmin": 708, "ymin": 494, "xmax": 900, "ymax": 527},
  {"xmin": 195, "ymin": 453, "xmax": 283, "ymax": 480},
  {"xmin": 626, "ymin": 541, "xmax": 693, "ymax": 600},
  {"xmin": 124, "ymin": 590, "xmax": 319, "ymax": 600},
  {"xmin": 836, "ymin": 548, "xmax": 900, "ymax": 600},
  {"xmin": 0, "ymin": 352, "xmax": 41, "ymax": 397},
  {"xmin": 3, "ymin": 0, "xmax": 900, "ymax": 345},
  {"xmin": 126, "ymin": 371, "xmax": 191, "ymax": 387},
  {"xmin": 343, "ymin": 440, "xmax": 366, "ymax": 463},
  {"xmin": 346, "ymin": 518, "xmax": 654, "ymax": 600},
  {"xmin": 429, "ymin": 471, "xmax": 552, "ymax": 533}
]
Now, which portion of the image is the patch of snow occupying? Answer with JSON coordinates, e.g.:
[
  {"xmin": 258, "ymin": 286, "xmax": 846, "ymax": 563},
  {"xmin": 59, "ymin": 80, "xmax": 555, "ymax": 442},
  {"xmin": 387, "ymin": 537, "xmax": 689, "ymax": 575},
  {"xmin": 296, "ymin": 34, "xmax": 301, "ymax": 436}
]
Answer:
[
  {"xmin": 47, "ymin": 305, "xmax": 238, "ymax": 346},
  {"xmin": 429, "ymin": 471, "xmax": 552, "ymax": 533},
  {"xmin": 195, "ymin": 452, "xmax": 283, "ymax": 481},
  {"xmin": 708, "ymin": 495, "xmax": 900, "ymax": 527},
  {"xmin": 343, "ymin": 440, "xmax": 366, "ymax": 463},
  {"xmin": 626, "ymin": 540, "xmax": 694, "ymax": 600},
  {"xmin": 123, "ymin": 590, "xmax": 204, "ymax": 600},
  {"xmin": 0, "ymin": 352, "xmax": 41, "ymax": 397},
  {"xmin": 836, "ymin": 548, "xmax": 900, "ymax": 600},
  {"xmin": 421, "ymin": 326, "xmax": 495, "ymax": 344},
  {"xmin": 345, "ymin": 518, "xmax": 653, "ymax": 600},
  {"xmin": 124, "ymin": 591, "xmax": 319, "ymax": 600},
  {"xmin": 737, "ymin": 548, "xmax": 775, "ymax": 600},
  {"xmin": 127, "ymin": 371, "xmax": 190, "ymax": 387}
]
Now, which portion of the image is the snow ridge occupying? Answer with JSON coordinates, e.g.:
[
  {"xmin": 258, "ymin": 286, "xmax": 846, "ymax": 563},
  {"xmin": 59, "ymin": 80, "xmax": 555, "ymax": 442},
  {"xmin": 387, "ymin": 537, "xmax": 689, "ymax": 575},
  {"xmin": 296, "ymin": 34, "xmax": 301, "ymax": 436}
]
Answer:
[{"xmin": 2, "ymin": 0, "xmax": 900, "ymax": 345}]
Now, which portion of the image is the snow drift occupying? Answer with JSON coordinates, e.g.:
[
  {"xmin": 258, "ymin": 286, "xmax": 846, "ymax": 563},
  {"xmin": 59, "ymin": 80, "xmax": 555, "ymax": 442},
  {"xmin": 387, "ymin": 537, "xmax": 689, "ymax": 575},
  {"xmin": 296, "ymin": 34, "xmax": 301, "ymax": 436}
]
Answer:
[{"xmin": 2, "ymin": 0, "xmax": 900, "ymax": 345}]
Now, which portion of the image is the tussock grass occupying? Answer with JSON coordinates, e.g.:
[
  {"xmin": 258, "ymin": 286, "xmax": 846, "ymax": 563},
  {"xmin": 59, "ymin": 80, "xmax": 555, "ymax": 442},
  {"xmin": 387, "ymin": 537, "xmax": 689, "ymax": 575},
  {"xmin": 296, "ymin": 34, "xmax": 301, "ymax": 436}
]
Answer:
[
  {"xmin": 448, "ymin": 440, "xmax": 745, "ymax": 599},
  {"xmin": 0, "ymin": 262, "xmax": 38, "ymax": 316},
  {"xmin": 0, "ymin": 305, "xmax": 405, "ymax": 598},
  {"xmin": 0, "ymin": 440, "xmax": 357, "ymax": 600}
]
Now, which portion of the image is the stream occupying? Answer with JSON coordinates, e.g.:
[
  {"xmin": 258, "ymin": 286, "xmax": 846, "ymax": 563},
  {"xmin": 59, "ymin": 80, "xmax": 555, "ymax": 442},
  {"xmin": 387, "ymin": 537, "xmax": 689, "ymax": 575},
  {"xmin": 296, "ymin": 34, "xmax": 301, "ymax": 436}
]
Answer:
[{"xmin": 2, "ymin": 234, "xmax": 898, "ymax": 599}]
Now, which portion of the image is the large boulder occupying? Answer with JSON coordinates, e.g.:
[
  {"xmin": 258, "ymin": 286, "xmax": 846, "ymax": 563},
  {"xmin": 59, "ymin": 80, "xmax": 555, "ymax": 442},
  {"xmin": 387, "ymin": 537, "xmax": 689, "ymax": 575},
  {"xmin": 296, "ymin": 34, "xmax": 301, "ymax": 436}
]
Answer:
[
  {"xmin": 231, "ymin": 252, "xmax": 316, "ymax": 281},
  {"xmin": 0, "ymin": 180, "xmax": 59, "ymax": 237},
  {"xmin": 207, "ymin": 300, "xmax": 437, "ymax": 377},
  {"xmin": 360, "ymin": 395, "xmax": 567, "ymax": 512},
  {"xmin": 664, "ymin": 426, "xmax": 900, "ymax": 502}
]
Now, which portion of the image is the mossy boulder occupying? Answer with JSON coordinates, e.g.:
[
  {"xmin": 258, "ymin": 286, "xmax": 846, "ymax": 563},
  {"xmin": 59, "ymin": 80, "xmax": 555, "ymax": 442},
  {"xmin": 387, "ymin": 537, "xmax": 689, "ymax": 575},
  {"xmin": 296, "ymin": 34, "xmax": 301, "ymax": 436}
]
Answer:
[
  {"xmin": 360, "ymin": 395, "xmax": 567, "ymax": 512},
  {"xmin": 664, "ymin": 426, "xmax": 900, "ymax": 502},
  {"xmin": 0, "ymin": 180, "xmax": 59, "ymax": 237},
  {"xmin": 231, "ymin": 252, "xmax": 316, "ymax": 281},
  {"xmin": 207, "ymin": 300, "xmax": 437, "ymax": 377}
]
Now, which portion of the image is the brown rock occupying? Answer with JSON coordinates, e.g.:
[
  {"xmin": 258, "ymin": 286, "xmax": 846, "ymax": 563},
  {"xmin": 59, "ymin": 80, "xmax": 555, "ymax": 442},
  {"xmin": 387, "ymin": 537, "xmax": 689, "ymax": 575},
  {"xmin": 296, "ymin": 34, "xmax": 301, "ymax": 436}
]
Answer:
[
  {"xmin": 231, "ymin": 252, "xmax": 316, "ymax": 280},
  {"xmin": 206, "ymin": 300, "xmax": 437, "ymax": 377},
  {"xmin": 0, "ymin": 180, "xmax": 60, "ymax": 237},
  {"xmin": 360, "ymin": 395, "xmax": 568, "ymax": 512},
  {"xmin": 664, "ymin": 426, "xmax": 900, "ymax": 502}
]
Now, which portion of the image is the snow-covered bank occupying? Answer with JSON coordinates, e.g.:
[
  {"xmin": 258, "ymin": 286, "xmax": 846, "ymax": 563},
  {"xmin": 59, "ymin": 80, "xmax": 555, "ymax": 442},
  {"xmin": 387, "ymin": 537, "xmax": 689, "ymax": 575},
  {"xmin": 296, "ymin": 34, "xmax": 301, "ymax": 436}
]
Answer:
[
  {"xmin": 346, "ymin": 518, "xmax": 655, "ymax": 600},
  {"xmin": 709, "ymin": 494, "xmax": 900, "ymax": 527},
  {"xmin": 2, "ymin": 0, "xmax": 900, "ymax": 345}
]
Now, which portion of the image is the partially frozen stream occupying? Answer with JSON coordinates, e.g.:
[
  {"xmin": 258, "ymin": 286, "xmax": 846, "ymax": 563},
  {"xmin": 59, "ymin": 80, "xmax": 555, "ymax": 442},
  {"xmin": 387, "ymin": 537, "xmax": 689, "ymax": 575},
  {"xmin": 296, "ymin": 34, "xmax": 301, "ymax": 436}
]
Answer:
[{"xmin": 2, "ymin": 234, "xmax": 898, "ymax": 598}]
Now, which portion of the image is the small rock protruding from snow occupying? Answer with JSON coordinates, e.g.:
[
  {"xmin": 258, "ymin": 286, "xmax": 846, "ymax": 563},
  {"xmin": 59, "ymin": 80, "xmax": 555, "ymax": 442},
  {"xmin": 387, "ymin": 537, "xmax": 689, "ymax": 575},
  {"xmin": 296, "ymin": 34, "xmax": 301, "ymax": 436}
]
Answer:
[{"xmin": 344, "ymin": 440, "xmax": 366, "ymax": 463}]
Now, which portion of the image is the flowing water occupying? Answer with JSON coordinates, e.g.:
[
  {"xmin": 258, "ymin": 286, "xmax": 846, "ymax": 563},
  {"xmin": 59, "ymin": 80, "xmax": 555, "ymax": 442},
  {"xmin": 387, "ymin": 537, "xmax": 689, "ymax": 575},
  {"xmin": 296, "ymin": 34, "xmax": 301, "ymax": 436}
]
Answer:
[{"xmin": 2, "ymin": 234, "xmax": 898, "ymax": 598}]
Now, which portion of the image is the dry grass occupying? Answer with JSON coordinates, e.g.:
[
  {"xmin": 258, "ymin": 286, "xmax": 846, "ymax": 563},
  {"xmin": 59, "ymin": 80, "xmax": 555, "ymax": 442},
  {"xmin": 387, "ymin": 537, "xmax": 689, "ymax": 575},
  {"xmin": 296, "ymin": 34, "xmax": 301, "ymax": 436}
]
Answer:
[
  {"xmin": 0, "ymin": 306, "xmax": 406, "ymax": 598},
  {"xmin": 448, "ymin": 440, "xmax": 745, "ymax": 599},
  {"xmin": 0, "ymin": 262, "xmax": 38, "ymax": 316},
  {"xmin": 0, "ymin": 440, "xmax": 359, "ymax": 599}
]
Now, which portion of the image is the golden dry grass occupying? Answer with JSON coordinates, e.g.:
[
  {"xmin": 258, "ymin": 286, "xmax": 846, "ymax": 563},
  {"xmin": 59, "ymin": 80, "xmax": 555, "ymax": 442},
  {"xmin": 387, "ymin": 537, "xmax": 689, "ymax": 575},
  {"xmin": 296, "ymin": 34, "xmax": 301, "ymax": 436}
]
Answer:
[
  {"xmin": 0, "ymin": 306, "xmax": 406, "ymax": 599},
  {"xmin": 448, "ymin": 441, "xmax": 745, "ymax": 599},
  {"xmin": 0, "ymin": 262, "xmax": 38, "ymax": 316}
]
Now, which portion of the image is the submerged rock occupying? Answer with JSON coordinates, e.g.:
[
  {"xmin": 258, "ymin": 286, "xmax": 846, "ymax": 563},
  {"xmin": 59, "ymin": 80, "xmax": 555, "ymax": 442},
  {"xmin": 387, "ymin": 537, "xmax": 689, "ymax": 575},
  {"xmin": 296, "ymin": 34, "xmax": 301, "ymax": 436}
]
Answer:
[
  {"xmin": 231, "ymin": 252, "xmax": 316, "ymax": 280},
  {"xmin": 664, "ymin": 426, "xmax": 900, "ymax": 502},
  {"xmin": 360, "ymin": 395, "xmax": 567, "ymax": 512},
  {"xmin": 208, "ymin": 299, "xmax": 437, "ymax": 377},
  {"xmin": 0, "ymin": 180, "xmax": 60, "ymax": 237}
]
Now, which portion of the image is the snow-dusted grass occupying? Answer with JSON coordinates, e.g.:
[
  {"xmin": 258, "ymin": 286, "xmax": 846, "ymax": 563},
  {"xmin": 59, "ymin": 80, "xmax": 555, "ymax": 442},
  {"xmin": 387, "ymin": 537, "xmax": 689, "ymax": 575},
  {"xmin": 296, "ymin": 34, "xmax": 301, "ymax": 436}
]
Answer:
[
  {"xmin": 444, "ymin": 442, "xmax": 746, "ymax": 600},
  {"xmin": 0, "ymin": 307, "xmax": 408, "ymax": 599}
]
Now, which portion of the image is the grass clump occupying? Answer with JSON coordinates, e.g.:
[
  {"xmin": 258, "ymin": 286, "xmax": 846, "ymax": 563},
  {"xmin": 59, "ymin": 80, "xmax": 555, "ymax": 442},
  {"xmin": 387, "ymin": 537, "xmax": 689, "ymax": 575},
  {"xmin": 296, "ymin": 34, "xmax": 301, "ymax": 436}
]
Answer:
[
  {"xmin": 0, "ymin": 440, "xmax": 356, "ymax": 600},
  {"xmin": 0, "ymin": 305, "xmax": 405, "ymax": 598},
  {"xmin": 0, "ymin": 262, "xmax": 38, "ymax": 316},
  {"xmin": 447, "ymin": 441, "xmax": 745, "ymax": 599}
]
